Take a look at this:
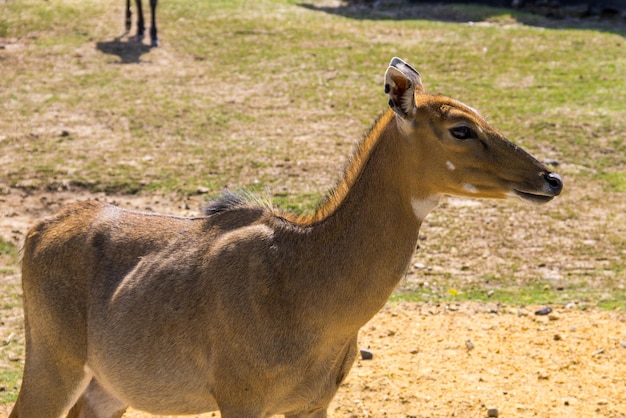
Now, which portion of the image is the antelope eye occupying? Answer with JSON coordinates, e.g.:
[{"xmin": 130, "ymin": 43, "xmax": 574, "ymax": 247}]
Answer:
[{"xmin": 450, "ymin": 126, "xmax": 475, "ymax": 140}]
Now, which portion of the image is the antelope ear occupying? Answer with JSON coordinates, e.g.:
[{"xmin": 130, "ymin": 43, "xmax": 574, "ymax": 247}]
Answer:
[{"xmin": 384, "ymin": 57, "xmax": 423, "ymax": 119}]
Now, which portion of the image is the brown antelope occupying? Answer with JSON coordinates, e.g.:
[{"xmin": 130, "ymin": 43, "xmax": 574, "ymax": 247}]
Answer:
[{"xmin": 10, "ymin": 57, "xmax": 562, "ymax": 418}]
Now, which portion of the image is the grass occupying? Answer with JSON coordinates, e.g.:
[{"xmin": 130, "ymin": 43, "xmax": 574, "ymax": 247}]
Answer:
[
  {"xmin": 0, "ymin": 0, "xmax": 625, "ymax": 406},
  {"xmin": 0, "ymin": 238, "xmax": 20, "ymax": 404},
  {"xmin": 0, "ymin": 0, "xmax": 623, "ymax": 280},
  {"xmin": 0, "ymin": 0, "xmax": 623, "ymax": 290},
  {"xmin": 2, "ymin": 1, "xmax": 624, "ymax": 194}
]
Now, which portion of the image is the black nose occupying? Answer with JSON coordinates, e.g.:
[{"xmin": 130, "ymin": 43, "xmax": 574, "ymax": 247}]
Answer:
[{"xmin": 544, "ymin": 172, "xmax": 563, "ymax": 195}]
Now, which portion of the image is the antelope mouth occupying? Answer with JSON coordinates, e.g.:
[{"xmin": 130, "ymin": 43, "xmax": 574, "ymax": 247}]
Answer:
[
  {"xmin": 512, "ymin": 172, "xmax": 563, "ymax": 204},
  {"xmin": 513, "ymin": 189, "xmax": 556, "ymax": 204}
]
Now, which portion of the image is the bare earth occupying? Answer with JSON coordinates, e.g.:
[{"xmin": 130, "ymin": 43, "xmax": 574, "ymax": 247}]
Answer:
[{"xmin": 0, "ymin": 189, "xmax": 625, "ymax": 418}]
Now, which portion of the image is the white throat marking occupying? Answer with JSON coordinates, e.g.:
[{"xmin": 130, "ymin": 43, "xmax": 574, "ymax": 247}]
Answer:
[{"xmin": 411, "ymin": 197, "xmax": 440, "ymax": 221}]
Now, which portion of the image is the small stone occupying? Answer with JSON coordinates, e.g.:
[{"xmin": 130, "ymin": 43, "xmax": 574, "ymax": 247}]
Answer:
[
  {"xmin": 60, "ymin": 130, "xmax": 71, "ymax": 137},
  {"xmin": 597, "ymin": 399, "xmax": 608, "ymax": 405},
  {"xmin": 563, "ymin": 397, "xmax": 578, "ymax": 406},
  {"xmin": 413, "ymin": 262, "xmax": 426, "ymax": 270},
  {"xmin": 535, "ymin": 307, "xmax": 552, "ymax": 316},
  {"xmin": 553, "ymin": 334, "xmax": 562, "ymax": 341},
  {"xmin": 196, "ymin": 186, "xmax": 210, "ymax": 194},
  {"xmin": 360, "ymin": 348, "xmax": 373, "ymax": 360},
  {"xmin": 544, "ymin": 159, "xmax": 560, "ymax": 167},
  {"xmin": 487, "ymin": 407, "xmax": 499, "ymax": 417},
  {"xmin": 548, "ymin": 313, "xmax": 559, "ymax": 321},
  {"xmin": 620, "ymin": 340, "xmax": 626, "ymax": 349},
  {"xmin": 465, "ymin": 339, "xmax": 475, "ymax": 351}
]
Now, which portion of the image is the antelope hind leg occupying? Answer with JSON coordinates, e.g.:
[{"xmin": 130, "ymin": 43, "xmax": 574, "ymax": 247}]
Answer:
[
  {"xmin": 9, "ymin": 347, "xmax": 91, "ymax": 418},
  {"xmin": 66, "ymin": 379, "xmax": 127, "ymax": 418}
]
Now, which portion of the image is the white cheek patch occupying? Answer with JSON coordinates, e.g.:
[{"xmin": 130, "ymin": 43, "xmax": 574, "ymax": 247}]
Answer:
[
  {"xmin": 411, "ymin": 197, "xmax": 440, "ymax": 221},
  {"xmin": 446, "ymin": 161, "xmax": 455, "ymax": 171},
  {"xmin": 463, "ymin": 184, "xmax": 478, "ymax": 194}
]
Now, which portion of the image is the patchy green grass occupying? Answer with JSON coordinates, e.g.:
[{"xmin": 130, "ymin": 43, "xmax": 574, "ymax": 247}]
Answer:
[
  {"xmin": 0, "ymin": 369, "xmax": 21, "ymax": 404},
  {"xmin": 1, "ymin": 0, "xmax": 624, "ymax": 284},
  {"xmin": 392, "ymin": 278, "xmax": 626, "ymax": 309},
  {"xmin": 0, "ymin": 238, "xmax": 21, "ymax": 405},
  {"xmin": 1, "ymin": 0, "xmax": 624, "ymax": 196},
  {"xmin": 0, "ymin": 239, "xmax": 19, "ymax": 274}
]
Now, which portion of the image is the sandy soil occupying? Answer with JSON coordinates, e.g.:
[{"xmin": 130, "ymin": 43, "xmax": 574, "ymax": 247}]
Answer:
[{"xmin": 0, "ymin": 189, "xmax": 625, "ymax": 418}]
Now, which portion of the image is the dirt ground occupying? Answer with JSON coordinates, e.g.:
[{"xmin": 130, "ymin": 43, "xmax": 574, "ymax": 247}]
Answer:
[{"xmin": 1, "ymin": 189, "xmax": 625, "ymax": 417}]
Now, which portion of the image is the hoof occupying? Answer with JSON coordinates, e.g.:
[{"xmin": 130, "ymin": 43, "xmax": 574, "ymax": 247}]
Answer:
[
  {"xmin": 133, "ymin": 33, "xmax": 145, "ymax": 42},
  {"xmin": 151, "ymin": 38, "xmax": 160, "ymax": 47}
]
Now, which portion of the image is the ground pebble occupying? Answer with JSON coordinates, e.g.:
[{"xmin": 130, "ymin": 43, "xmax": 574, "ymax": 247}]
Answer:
[
  {"xmin": 535, "ymin": 307, "xmax": 552, "ymax": 315},
  {"xmin": 487, "ymin": 407, "xmax": 499, "ymax": 417},
  {"xmin": 360, "ymin": 348, "xmax": 373, "ymax": 360}
]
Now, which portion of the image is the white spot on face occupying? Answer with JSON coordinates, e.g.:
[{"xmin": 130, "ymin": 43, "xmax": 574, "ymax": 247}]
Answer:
[
  {"xmin": 446, "ymin": 161, "xmax": 456, "ymax": 171},
  {"xmin": 411, "ymin": 197, "xmax": 440, "ymax": 221},
  {"xmin": 463, "ymin": 184, "xmax": 478, "ymax": 194}
]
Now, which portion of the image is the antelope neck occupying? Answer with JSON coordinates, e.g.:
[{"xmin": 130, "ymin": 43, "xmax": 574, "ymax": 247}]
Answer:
[{"xmin": 296, "ymin": 116, "xmax": 433, "ymax": 330}]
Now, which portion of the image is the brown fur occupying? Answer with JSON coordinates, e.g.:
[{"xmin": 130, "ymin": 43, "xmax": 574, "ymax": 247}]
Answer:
[{"xmin": 10, "ymin": 58, "xmax": 561, "ymax": 418}]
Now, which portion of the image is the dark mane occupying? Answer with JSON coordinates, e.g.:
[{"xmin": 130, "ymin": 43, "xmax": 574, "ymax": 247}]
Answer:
[{"xmin": 202, "ymin": 190, "xmax": 273, "ymax": 216}]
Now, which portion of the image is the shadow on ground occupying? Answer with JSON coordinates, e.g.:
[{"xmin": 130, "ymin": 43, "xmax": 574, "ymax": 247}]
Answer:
[
  {"xmin": 299, "ymin": 1, "xmax": 626, "ymax": 37},
  {"xmin": 96, "ymin": 38, "xmax": 153, "ymax": 64}
]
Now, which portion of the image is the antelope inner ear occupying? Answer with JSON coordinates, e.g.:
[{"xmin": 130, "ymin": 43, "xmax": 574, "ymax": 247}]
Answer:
[{"xmin": 384, "ymin": 57, "xmax": 423, "ymax": 119}]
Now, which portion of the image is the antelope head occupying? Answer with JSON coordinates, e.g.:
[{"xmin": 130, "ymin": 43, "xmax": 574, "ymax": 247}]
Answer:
[{"xmin": 385, "ymin": 57, "xmax": 563, "ymax": 204}]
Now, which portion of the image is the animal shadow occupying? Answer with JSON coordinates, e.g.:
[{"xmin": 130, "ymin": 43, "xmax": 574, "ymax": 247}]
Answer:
[{"xmin": 96, "ymin": 38, "xmax": 153, "ymax": 64}]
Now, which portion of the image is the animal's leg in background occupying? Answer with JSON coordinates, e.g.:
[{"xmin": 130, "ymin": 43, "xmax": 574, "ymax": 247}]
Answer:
[
  {"xmin": 149, "ymin": 0, "xmax": 159, "ymax": 47},
  {"xmin": 134, "ymin": 0, "xmax": 146, "ymax": 42},
  {"xmin": 125, "ymin": 0, "xmax": 132, "ymax": 34},
  {"xmin": 67, "ymin": 379, "xmax": 128, "ymax": 418}
]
